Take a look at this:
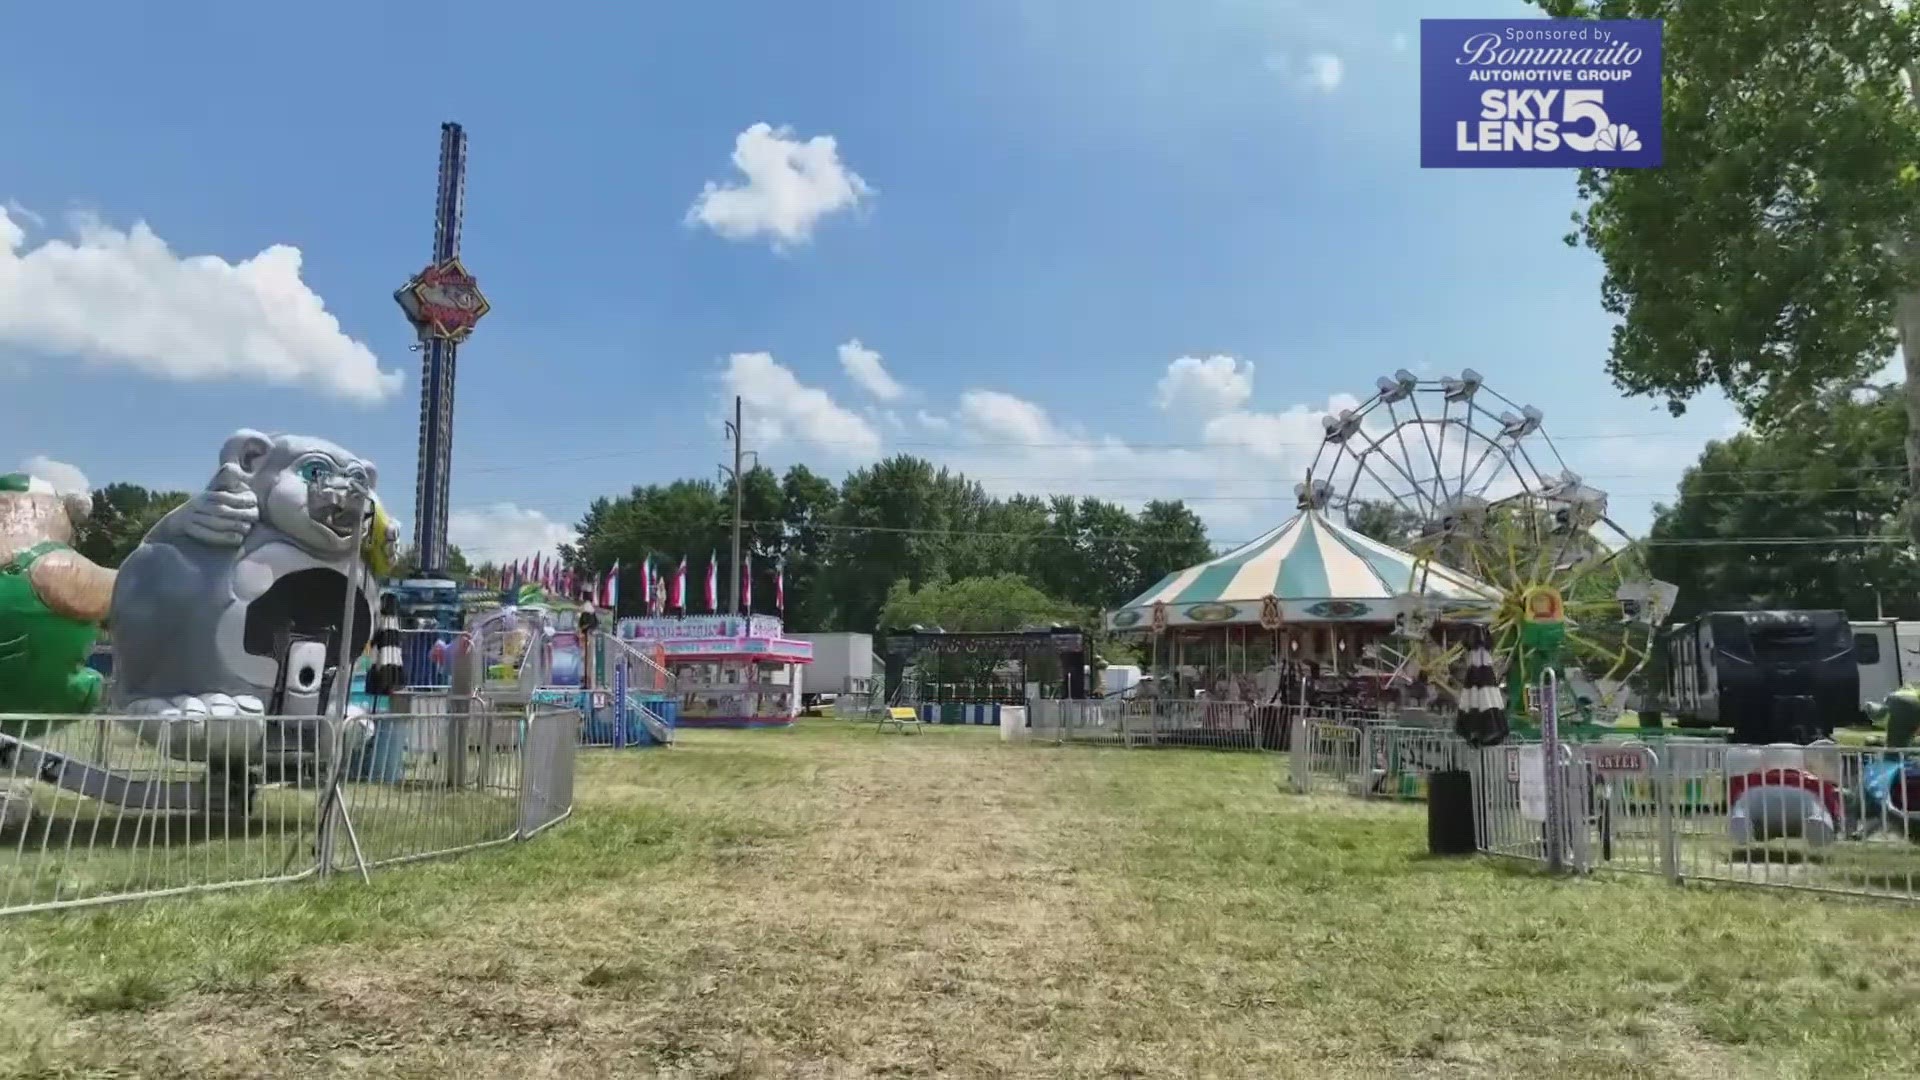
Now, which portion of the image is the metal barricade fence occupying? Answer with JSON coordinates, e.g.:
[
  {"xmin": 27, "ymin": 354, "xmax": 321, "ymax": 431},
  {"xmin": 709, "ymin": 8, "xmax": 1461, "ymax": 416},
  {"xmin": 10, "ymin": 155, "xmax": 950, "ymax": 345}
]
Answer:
[
  {"xmin": 397, "ymin": 628, "xmax": 472, "ymax": 690},
  {"xmin": 1288, "ymin": 715, "xmax": 1414, "ymax": 795},
  {"xmin": 0, "ymin": 707, "xmax": 578, "ymax": 917},
  {"xmin": 1030, "ymin": 698, "xmax": 1309, "ymax": 752},
  {"xmin": 1460, "ymin": 734, "xmax": 1920, "ymax": 904}
]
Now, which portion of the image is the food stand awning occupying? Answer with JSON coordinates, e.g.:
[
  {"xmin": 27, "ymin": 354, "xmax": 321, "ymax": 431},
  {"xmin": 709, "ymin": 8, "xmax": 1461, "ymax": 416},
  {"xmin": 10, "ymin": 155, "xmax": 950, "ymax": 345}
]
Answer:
[{"xmin": 1105, "ymin": 510, "xmax": 1494, "ymax": 631}]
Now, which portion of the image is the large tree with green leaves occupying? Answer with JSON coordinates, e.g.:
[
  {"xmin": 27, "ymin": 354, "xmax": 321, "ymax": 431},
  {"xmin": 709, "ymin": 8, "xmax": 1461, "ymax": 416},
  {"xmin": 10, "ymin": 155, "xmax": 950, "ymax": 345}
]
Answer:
[
  {"xmin": 1536, "ymin": 0, "xmax": 1920, "ymax": 538},
  {"xmin": 1649, "ymin": 385, "xmax": 1916, "ymax": 618},
  {"xmin": 72, "ymin": 484, "xmax": 188, "ymax": 568}
]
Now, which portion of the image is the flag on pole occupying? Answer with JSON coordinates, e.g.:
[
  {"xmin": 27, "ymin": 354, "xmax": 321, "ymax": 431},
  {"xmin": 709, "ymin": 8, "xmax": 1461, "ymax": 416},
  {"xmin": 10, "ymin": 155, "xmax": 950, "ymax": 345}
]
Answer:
[
  {"xmin": 640, "ymin": 556, "xmax": 653, "ymax": 608},
  {"xmin": 673, "ymin": 555, "xmax": 687, "ymax": 611},
  {"xmin": 775, "ymin": 558, "xmax": 785, "ymax": 613},
  {"xmin": 705, "ymin": 551, "xmax": 719, "ymax": 612},
  {"xmin": 604, "ymin": 561, "xmax": 620, "ymax": 611},
  {"xmin": 743, "ymin": 554, "xmax": 753, "ymax": 612}
]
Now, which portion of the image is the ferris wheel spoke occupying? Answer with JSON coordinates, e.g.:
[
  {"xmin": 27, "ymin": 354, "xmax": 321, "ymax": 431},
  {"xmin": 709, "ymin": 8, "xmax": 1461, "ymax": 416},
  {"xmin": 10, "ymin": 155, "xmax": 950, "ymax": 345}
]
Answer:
[
  {"xmin": 1455, "ymin": 428, "xmax": 1514, "ymax": 500},
  {"xmin": 1350, "ymin": 428, "xmax": 1437, "ymax": 514},
  {"xmin": 1383, "ymin": 401, "xmax": 1430, "ymax": 514}
]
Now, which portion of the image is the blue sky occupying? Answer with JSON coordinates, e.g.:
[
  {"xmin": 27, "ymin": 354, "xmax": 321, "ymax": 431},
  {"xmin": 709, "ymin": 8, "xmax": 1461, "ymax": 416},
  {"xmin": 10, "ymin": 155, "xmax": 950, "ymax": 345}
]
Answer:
[{"xmin": 0, "ymin": 0, "xmax": 1735, "ymax": 564}]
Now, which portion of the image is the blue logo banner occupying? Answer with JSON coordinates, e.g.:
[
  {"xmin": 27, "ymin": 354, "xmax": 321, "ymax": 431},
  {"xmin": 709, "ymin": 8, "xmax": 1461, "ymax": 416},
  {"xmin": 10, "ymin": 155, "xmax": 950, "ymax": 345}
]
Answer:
[{"xmin": 1420, "ymin": 19, "xmax": 1662, "ymax": 169}]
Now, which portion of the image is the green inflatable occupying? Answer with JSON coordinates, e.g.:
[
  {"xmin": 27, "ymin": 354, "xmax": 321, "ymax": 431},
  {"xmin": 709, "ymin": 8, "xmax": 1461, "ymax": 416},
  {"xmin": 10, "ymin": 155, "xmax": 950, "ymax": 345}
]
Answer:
[{"xmin": 0, "ymin": 473, "xmax": 116, "ymax": 723}]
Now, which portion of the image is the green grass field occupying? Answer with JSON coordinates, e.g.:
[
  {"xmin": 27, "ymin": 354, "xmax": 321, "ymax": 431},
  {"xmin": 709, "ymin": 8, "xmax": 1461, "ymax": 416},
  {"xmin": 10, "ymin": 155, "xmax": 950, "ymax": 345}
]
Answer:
[{"xmin": 4, "ymin": 721, "xmax": 1920, "ymax": 1078}]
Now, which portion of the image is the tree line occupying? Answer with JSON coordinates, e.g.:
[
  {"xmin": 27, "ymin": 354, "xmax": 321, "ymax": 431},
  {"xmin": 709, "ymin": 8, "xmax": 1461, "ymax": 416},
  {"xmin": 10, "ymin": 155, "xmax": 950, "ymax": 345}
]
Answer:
[{"xmin": 559, "ymin": 455, "xmax": 1215, "ymax": 634}]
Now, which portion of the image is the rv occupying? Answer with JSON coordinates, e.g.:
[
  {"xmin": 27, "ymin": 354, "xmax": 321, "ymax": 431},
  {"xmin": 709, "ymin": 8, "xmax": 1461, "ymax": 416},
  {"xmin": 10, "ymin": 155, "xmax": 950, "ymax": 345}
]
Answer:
[
  {"xmin": 1849, "ymin": 620, "xmax": 1920, "ymax": 718},
  {"xmin": 1649, "ymin": 610, "xmax": 1855, "ymax": 743}
]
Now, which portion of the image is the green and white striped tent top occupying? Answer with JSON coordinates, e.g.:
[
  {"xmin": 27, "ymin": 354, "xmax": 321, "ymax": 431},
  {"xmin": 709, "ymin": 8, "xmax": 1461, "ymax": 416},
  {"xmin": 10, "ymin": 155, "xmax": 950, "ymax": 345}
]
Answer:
[{"xmin": 1105, "ymin": 510, "xmax": 1494, "ymax": 631}]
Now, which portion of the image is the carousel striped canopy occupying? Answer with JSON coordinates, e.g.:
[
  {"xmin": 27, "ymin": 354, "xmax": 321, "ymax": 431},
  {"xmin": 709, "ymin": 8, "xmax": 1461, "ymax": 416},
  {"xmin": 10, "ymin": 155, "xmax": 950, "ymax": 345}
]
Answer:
[{"xmin": 1106, "ymin": 510, "xmax": 1494, "ymax": 631}]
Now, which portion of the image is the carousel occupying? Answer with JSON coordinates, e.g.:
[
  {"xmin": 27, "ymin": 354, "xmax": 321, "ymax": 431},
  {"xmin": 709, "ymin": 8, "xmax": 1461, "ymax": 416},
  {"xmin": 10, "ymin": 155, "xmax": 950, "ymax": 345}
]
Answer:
[
  {"xmin": 1107, "ymin": 507, "xmax": 1491, "ymax": 715},
  {"xmin": 1107, "ymin": 369, "xmax": 1678, "ymax": 737}
]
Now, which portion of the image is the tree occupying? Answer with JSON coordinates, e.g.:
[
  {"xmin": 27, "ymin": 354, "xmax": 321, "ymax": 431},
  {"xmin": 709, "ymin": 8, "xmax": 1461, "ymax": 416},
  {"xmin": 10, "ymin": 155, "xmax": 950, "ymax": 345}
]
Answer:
[
  {"xmin": 1345, "ymin": 499, "xmax": 1425, "ymax": 549},
  {"xmin": 1535, "ymin": 0, "xmax": 1920, "ymax": 539},
  {"xmin": 72, "ymin": 484, "xmax": 189, "ymax": 568},
  {"xmin": 777, "ymin": 464, "xmax": 839, "ymax": 631},
  {"xmin": 826, "ymin": 456, "xmax": 987, "ymax": 631},
  {"xmin": 1648, "ymin": 386, "xmax": 1916, "ymax": 618},
  {"xmin": 1130, "ymin": 500, "xmax": 1212, "ymax": 581}
]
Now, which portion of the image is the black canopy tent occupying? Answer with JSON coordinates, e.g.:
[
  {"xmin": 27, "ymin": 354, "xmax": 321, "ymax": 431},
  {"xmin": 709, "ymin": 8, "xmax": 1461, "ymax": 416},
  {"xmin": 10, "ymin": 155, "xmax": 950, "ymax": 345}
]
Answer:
[{"xmin": 880, "ymin": 626, "xmax": 1090, "ymax": 704}]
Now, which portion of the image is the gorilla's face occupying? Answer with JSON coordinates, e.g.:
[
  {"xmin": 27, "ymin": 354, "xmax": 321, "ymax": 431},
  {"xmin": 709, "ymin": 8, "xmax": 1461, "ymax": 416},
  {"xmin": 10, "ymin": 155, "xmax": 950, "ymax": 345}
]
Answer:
[{"xmin": 255, "ymin": 440, "xmax": 381, "ymax": 559}]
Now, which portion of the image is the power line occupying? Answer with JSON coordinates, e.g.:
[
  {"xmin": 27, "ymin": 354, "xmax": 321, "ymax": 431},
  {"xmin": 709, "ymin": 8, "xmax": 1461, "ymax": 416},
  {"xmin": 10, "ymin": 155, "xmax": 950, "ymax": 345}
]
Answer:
[
  {"xmin": 472, "ymin": 514, "xmax": 1913, "ymax": 550},
  {"xmin": 457, "ymin": 427, "xmax": 1737, "ymax": 474}
]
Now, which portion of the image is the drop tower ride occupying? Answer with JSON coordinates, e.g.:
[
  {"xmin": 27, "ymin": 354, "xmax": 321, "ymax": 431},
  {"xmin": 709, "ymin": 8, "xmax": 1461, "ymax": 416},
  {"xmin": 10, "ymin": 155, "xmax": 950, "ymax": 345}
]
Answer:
[{"xmin": 394, "ymin": 122, "xmax": 489, "ymax": 577}]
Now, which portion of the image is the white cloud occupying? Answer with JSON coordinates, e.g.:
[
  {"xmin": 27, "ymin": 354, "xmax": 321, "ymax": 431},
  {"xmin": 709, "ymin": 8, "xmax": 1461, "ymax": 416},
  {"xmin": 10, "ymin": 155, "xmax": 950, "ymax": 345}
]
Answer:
[
  {"xmin": 915, "ymin": 409, "xmax": 951, "ymax": 432},
  {"xmin": 19, "ymin": 454, "xmax": 89, "ymax": 495},
  {"xmin": 1390, "ymin": 32, "xmax": 1410, "ymax": 54},
  {"xmin": 720, "ymin": 351, "xmax": 882, "ymax": 459},
  {"xmin": 1155, "ymin": 355, "xmax": 1255, "ymax": 416},
  {"xmin": 1305, "ymin": 53, "xmax": 1345, "ymax": 91},
  {"xmin": 685, "ymin": 123, "xmax": 873, "ymax": 250},
  {"xmin": 448, "ymin": 503, "xmax": 577, "ymax": 565},
  {"xmin": 838, "ymin": 338, "xmax": 909, "ymax": 401},
  {"xmin": 0, "ymin": 207, "xmax": 398, "ymax": 403},
  {"xmin": 957, "ymin": 389, "xmax": 1059, "ymax": 445}
]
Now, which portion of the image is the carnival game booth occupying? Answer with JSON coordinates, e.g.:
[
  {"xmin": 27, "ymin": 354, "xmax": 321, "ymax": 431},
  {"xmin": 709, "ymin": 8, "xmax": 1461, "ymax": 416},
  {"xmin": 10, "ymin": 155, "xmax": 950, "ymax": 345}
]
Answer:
[
  {"xmin": 1101, "ymin": 509, "xmax": 1493, "ymax": 745},
  {"xmin": 617, "ymin": 614, "xmax": 813, "ymax": 728}
]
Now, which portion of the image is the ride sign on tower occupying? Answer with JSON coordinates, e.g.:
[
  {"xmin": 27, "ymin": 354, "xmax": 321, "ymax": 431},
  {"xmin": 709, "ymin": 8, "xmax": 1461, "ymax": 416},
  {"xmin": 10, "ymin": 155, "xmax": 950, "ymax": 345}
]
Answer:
[{"xmin": 1420, "ymin": 18, "xmax": 1662, "ymax": 169}]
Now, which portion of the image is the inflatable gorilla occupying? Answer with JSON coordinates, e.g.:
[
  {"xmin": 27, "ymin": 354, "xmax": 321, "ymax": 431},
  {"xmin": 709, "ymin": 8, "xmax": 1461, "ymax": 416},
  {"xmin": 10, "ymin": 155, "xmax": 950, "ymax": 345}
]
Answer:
[{"xmin": 109, "ymin": 430, "xmax": 397, "ymax": 764}]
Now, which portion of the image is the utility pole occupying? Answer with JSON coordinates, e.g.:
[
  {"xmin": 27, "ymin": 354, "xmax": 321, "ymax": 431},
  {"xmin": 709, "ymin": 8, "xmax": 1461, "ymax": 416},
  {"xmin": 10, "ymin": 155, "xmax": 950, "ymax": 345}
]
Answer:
[{"xmin": 721, "ymin": 395, "xmax": 757, "ymax": 616}]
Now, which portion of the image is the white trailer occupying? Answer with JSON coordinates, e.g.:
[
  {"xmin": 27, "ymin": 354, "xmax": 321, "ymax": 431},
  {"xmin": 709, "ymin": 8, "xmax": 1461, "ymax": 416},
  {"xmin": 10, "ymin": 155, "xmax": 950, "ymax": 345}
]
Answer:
[
  {"xmin": 1850, "ymin": 620, "xmax": 1920, "ymax": 717},
  {"xmin": 791, "ymin": 632, "xmax": 874, "ymax": 699},
  {"xmin": 1101, "ymin": 665, "xmax": 1142, "ymax": 696}
]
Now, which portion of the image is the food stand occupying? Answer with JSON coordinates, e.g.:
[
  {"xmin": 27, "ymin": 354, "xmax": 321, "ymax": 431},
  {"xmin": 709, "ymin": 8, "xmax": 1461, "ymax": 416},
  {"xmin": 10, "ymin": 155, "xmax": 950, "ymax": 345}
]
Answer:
[{"xmin": 616, "ymin": 614, "xmax": 814, "ymax": 728}]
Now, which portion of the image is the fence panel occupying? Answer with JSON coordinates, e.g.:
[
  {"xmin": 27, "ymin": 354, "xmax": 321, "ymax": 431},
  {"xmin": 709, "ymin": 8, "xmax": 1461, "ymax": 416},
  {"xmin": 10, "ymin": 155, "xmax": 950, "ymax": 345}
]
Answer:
[
  {"xmin": 0, "ymin": 712, "xmax": 329, "ymax": 915},
  {"xmin": 396, "ymin": 628, "xmax": 472, "ymax": 691},
  {"xmin": 327, "ymin": 709, "xmax": 533, "ymax": 873},
  {"xmin": 520, "ymin": 709, "xmax": 578, "ymax": 838},
  {"xmin": 0, "ymin": 707, "xmax": 579, "ymax": 918}
]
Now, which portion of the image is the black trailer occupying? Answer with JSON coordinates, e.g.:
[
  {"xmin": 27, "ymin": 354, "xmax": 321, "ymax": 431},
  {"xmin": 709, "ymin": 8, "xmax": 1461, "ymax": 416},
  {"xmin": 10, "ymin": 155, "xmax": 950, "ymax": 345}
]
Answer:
[{"xmin": 1649, "ymin": 609, "xmax": 1855, "ymax": 744}]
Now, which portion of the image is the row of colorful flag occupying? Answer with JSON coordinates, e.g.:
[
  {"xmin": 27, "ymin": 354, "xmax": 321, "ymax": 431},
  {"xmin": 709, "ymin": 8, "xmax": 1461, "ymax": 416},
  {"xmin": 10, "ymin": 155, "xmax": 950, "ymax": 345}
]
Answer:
[{"xmin": 477, "ymin": 552, "xmax": 784, "ymax": 615}]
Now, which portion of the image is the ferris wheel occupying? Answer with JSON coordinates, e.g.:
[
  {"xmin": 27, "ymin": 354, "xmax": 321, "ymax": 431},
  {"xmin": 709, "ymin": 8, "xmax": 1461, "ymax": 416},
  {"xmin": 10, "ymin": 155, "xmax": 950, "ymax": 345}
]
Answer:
[{"xmin": 1301, "ymin": 369, "xmax": 1677, "ymax": 720}]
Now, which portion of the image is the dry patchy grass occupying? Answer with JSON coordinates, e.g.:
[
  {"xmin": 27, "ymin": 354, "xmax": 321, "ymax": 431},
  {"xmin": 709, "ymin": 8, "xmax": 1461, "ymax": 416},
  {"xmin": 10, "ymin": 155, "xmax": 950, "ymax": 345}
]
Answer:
[{"xmin": 4, "ymin": 722, "xmax": 1920, "ymax": 1078}]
